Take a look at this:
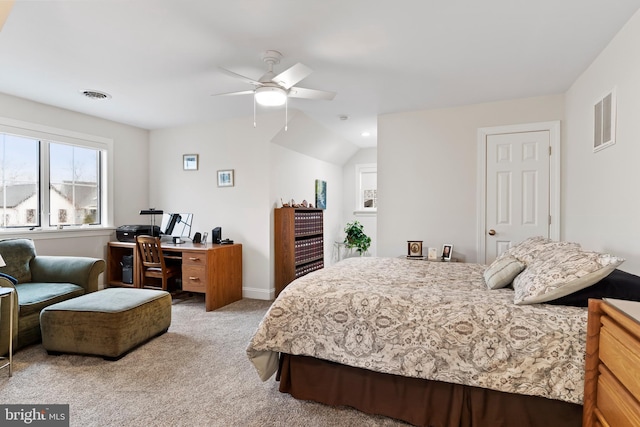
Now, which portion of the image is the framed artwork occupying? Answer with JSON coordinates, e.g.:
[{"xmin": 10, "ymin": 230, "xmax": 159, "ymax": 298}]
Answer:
[
  {"xmin": 315, "ymin": 179, "xmax": 327, "ymax": 209},
  {"xmin": 407, "ymin": 241, "xmax": 423, "ymax": 258},
  {"xmin": 183, "ymin": 154, "xmax": 198, "ymax": 171},
  {"xmin": 217, "ymin": 169, "xmax": 234, "ymax": 187},
  {"xmin": 442, "ymin": 244, "xmax": 453, "ymax": 261}
]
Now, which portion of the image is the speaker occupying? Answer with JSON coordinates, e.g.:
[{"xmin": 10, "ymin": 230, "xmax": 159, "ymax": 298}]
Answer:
[
  {"xmin": 192, "ymin": 232, "xmax": 202, "ymax": 244},
  {"xmin": 212, "ymin": 227, "xmax": 222, "ymax": 244}
]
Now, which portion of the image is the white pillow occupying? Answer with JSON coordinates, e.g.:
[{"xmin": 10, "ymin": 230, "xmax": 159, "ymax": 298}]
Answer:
[
  {"xmin": 513, "ymin": 248, "xmax": 624, "ymax": 305},
  {"xmin": 484, "ymin": 255, "xmax": 525, "ymax": 290},
  {"xmin": 506, "ymin": 236, "xmax": 581, "ymax": 266}
]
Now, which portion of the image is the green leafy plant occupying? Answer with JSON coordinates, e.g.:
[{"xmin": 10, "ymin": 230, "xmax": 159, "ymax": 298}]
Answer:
[{"xmin": 343, "ymin": 220, "xmax": 371, "ymax": 255}]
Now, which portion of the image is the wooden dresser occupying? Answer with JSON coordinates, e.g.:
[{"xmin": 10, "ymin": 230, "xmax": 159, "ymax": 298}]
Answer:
[{"xmin": 583, "ymin": 298, "xmax": 640, "ymax": 426}]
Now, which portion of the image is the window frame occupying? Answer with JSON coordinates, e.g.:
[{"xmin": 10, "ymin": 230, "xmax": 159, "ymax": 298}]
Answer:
[
  {"xmin": 0, "ymin": 116, "xmax": 113, "ymax": 232},
  {"xmin": 354, "ymin": 163, "xmax": 377, "ymax": 214}
]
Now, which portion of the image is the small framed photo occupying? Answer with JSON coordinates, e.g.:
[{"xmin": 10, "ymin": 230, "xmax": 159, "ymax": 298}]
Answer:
[
  {"xmin": 217, "ymin": 169, "xmax": 234, "ymax": 187},
  {"xmin": 407, "ymin": 241, "xmax": 423, "ymax": 258},
  {"xmin": 442, "ymin": 244, "xmax": 453, "ymax": 261},
  {"xmin": 183, "ymin": 154, "xmax": 198, "ymax": 171},
  {"xmin": 427, "ymin": 247, "xmax": 438, "ymax": 260}
]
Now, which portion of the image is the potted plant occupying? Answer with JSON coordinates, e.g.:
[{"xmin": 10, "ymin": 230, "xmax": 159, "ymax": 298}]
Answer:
[{"xmin": 343, "ymin": 220, "xmax": 372, "ymax": 255}]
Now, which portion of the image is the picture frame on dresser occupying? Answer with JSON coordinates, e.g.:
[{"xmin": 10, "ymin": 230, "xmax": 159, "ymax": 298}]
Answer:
[{"xmin": 442, "ymin": 244, "xmax": 453, "ymax": 261}]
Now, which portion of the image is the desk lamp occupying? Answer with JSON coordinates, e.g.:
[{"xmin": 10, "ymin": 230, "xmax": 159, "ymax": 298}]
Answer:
[{"xmin": 139, "ymin": 209, "xmax": 163, "ymax": 237}]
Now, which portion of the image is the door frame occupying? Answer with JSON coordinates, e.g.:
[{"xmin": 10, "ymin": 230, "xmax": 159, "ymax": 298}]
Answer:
[{"xmin": 476, "ymin": 121, "xmax": 561, "ymax": 263}]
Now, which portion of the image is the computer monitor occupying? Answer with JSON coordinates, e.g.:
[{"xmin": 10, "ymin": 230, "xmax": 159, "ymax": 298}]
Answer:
[
  {"xmin": 162, "ymin": 213, "xmax": 181, "ymax": 235},
  {"xmin": 160, "ymin": 213, "xmax": 193, "ymax": 238}
]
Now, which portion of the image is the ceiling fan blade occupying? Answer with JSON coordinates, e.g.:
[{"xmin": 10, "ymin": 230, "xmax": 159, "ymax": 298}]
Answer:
[
  {"xmin": 272, "ymin": 63, "xmax": 312, "ymax": 89},
  {"xmin": 0, "ymin": 0, "xmax": 15, "ymax": 31},
  {"xmin": 288, "ymin": 87, "xmax": 336, "ymax": 101},
  {"xmin": 218, "ymin": 67, "xmax": 261, "ymax": 86},
  {"xmin": 211, "ymin": 90, "xmax": 254, "ymax": 97}
]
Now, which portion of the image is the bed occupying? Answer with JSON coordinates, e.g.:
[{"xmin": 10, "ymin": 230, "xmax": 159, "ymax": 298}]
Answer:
[{"xmin": 247, "ymin": 237, "xmax": 631, "ymax": 427}]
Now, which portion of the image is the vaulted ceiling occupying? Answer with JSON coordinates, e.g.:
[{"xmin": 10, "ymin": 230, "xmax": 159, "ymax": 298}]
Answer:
[{"xmin": 1, "ymin": 0, "xmax": 639, "ymax": 147}]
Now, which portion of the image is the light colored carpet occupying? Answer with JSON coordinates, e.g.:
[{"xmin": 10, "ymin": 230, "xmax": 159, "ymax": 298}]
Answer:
[{"xmin": 0, "ymin": 296, "xmax": 408, "ymax": 426}]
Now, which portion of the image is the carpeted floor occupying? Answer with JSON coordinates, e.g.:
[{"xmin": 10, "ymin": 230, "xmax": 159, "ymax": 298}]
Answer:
[{"xmin": 0, "ymin": 296, "xmax": 408, "ymax": 426}]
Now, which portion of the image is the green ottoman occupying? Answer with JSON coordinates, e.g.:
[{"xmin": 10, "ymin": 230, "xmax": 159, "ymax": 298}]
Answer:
[{"xmin": 40, "ymin": 288, "xmax": 172, "ymax": 360}]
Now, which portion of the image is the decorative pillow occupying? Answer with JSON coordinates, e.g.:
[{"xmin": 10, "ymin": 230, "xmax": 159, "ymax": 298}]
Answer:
[
  {"xmin": 484, "ymin": 255, "xmax": 526, "ymax": 290},
  {"xmin": 505, "ymin": 236, "xmax": 581, "ymax": 266},
  {"xmin": 513, "ymin": 248, "xmax": 624, "ymax": 305},
  {"xmin": 547, "ymin": 269, "xmax": 640, "ymax": 307}
]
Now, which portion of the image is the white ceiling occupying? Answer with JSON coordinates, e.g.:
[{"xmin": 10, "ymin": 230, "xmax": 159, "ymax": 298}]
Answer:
[{"xmin": 0, "ymin": 1, "xmax": 639, "ymax": 148}]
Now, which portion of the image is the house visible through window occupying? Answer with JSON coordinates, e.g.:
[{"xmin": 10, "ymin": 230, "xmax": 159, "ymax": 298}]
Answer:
[
  {"xmin": 49, "ymin": 142, "xmax": 100, "ymax": 226},
  {"xmin": 0, "ymin": 134, "xmax": 39, "ymax": 227},
  {"xmin": 0, "ymin": 120, "xmax": 108, "ymax": 229}
]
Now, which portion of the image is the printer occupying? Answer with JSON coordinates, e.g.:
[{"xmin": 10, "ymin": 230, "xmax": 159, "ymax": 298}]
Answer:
[{"xmin": 116, "ymin": 225, "xmax": 161, "ymax": 242}]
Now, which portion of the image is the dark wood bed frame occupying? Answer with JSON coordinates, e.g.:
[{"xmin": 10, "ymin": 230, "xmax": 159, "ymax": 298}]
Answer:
[{"xmin": 278, "ymin": 353, "xmax": 583, "ymax": 427}]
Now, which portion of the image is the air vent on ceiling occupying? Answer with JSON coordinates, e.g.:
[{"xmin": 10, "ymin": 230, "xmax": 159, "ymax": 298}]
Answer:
[{"xmin": 81, "ymin": 90, "xmax": 111, "ymax": 100}]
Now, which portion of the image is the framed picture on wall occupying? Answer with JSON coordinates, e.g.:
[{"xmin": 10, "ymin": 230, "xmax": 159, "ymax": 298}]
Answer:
[
  {"xmin": 315, "ymin": 179, "xmax": 327, "ymax": 209},
  {"xmin": 183, "ymin": 154, "xmax": 198, "ymax": 171},
  {"xmin": 217, "ymin": 169, "xmax": 234, "ymax": 187}
]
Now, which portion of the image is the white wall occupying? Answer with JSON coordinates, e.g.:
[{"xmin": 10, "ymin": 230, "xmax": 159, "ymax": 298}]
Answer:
[
  {"xmin": 377, "ymin": 94, "xmax": 564, "ymax": 262},
  {"xmin": 0, "ymin": 92, "xmax": 149, "ymax": 283},
  {"xmin": 564, "ymin": 9, "xmax": 640, "ymax": 275},
  {"xmin": 150, "ymin": 112, "xmax": 344, "ymax": 300},
  {"xmin": 270, "ymin": 143, "xmax": 343, "ymax": 270},
  {"xmin": 342, "ymin": 148, "xmax": 377, "ymax": 257}
]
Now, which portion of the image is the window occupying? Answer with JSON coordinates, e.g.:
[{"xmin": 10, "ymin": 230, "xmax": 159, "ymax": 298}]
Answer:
[
  {"xmin": 0, "ymin": 134, "xmax": 39, "ymax": 227},
  {"xmin": 49, "ymin": 142, "xmax": 100, "ymax": 226},
  {"xmin": 355, "ymin": 163, "xmax": 377, "ymax": 212},
  {"xmin": 0, "ymin": 118, "xmax": 111, "ymax": 229}
]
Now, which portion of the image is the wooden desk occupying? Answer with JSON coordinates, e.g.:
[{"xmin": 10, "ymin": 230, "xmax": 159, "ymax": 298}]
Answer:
[{"xmin": 107, "ymin": 241, "xmax": 242, "ymax": 311}]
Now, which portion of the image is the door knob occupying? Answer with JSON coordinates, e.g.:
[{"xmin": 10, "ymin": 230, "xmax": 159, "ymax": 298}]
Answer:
[{"xmin": 488, "ymin": 229, "xmax": 496, "ymax": 236}]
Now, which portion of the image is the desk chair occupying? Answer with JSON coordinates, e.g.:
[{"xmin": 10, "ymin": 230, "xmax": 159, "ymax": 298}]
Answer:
[{"xmin": 135, "ymin": 235, "xmax": 180, "ymax": 291}]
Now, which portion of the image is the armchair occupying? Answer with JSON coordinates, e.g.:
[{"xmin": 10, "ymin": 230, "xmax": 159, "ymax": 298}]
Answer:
[{"xmin": 0, "ymin": 238, "xmax": 105, "ymax": 356}]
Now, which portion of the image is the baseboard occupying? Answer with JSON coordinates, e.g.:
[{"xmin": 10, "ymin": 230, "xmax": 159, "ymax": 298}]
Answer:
[{"xmin": 242, "ymin": 286, "xmax": 274, "ymax": 301}]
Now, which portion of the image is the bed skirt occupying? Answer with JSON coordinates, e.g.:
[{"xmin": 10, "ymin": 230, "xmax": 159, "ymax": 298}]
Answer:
[{"xmin": 277, "ymin": 354, "xmax": 582, "ymax": 427}]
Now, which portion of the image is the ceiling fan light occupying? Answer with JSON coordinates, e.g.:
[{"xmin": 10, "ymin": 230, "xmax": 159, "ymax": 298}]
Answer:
[{"xmin": 255, "ymin": 86, "xmax": 287, "ymax": 106}]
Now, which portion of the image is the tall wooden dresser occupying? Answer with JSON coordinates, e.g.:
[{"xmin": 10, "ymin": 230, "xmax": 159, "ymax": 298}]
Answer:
[
  {"xmin": 583, "ymin": 298, "xmax": 640, "ymax": 426},
  {"xmin": 274, "ymin": 208, "xmax": 324, "ymax": 297}
]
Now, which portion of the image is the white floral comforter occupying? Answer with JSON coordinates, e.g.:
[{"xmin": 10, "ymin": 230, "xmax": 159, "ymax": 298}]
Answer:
[{"xmin": 247, "ymin": 257, "xmax": 588, "ymax": 404}]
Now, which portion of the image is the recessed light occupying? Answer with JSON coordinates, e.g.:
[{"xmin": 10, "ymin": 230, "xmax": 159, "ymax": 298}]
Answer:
[
  {"xmin": 80, "ymin": 90, "xmax": 111, "ymax": 100},
  {"xmin": 361, "ymin": 131, "xmax": 371, "ymax": 137}
]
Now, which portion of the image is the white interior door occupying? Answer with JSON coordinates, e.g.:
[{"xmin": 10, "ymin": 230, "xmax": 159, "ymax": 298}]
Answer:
[{"xmin": 484, "ymin": 130, "xmax": 550, "ymax": 263}]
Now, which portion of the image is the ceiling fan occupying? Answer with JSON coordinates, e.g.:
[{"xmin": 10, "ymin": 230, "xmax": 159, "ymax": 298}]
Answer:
[{"xmin": 213, "ymin": 50, "xmax": 336, "ymax": 108}]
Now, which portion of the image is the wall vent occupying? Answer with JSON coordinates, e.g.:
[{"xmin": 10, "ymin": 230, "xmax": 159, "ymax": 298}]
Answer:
[{"xmin": 594, "ymin": 88, "xmax": 616, "ymax": 152}]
